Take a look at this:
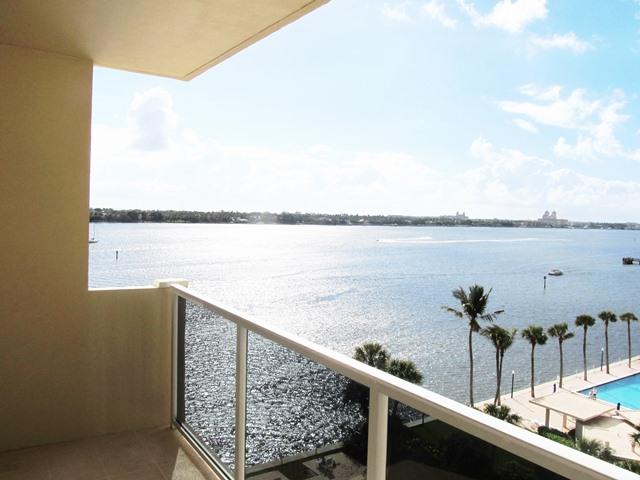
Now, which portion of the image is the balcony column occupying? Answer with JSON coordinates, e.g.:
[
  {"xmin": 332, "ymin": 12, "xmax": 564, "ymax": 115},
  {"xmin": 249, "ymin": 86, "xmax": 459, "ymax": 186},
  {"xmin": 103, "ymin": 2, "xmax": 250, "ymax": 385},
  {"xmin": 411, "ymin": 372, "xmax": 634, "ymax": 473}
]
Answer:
[
  {"xmin": 367, "ymin": 386, "xmax": 388, "ymax": 480},
  {"xmin": 235, "ymin": 326, "xmax": 248, "ymax": 479}
]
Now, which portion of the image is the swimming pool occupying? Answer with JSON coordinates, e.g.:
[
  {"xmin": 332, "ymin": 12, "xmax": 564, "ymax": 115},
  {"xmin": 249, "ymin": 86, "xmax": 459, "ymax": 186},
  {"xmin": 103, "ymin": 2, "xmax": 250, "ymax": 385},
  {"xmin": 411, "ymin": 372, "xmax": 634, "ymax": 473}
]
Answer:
[{"xmin": 580, "ymin": 373, "xmax": 640, "ymax": 409}]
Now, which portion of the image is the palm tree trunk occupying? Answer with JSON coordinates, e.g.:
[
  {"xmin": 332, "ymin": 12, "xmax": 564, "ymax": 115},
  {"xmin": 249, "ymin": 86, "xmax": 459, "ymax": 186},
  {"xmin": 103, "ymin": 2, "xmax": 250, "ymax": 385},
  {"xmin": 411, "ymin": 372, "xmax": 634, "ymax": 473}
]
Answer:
[
  {"xmin": 559, "ymin": 341, "xmax": 564, "ymax": 388},
  {"xmin": 497, "ymin": 351, "xmax": 504, "ymax": 406},
  {"xmin": 605, "ymin": 322, "xmax": 610, "ymax": 374},
  {"xmin": 583, "ymin": 327, "xmax": 588, "ymax": 381},
  {"xmin": 494, "ymin": 348, "xmax": 500, "ymax": 405},
  {"xmin": 628, "ymin": 321, "xmax": 632, "ymax": 368},
  {"xmin": 530, "ymin": 345, "xmax": 535, "ymax": 398},
  {"xmin": 469, "ymin": 327, "xmax": 474, "ymax": 407}
]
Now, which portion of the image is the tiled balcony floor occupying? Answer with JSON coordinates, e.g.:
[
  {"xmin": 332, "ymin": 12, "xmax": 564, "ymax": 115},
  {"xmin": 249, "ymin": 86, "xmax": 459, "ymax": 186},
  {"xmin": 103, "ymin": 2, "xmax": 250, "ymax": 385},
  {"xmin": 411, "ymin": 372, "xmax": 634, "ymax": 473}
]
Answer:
[{"xmin": 0, "ymin": 427, "xmax": 221, "ymax": 480}]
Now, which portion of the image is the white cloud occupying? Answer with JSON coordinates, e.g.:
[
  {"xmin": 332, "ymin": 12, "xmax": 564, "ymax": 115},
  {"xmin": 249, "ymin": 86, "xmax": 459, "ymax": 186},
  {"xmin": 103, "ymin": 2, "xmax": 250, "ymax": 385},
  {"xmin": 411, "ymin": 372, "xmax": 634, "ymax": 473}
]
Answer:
[
  {"xmin": 128, "ymin": 87, "xmax": 178, "ymax": 151},
  {"xmin": 382, "ymin": 2, "xmax": 413, "ymax": 22},
  {"xmin": 457, "ymin": 0, "xmax": 547, "ymax": 33},
  {"xmin": 91, "ymin": 90, "xmax": 640, "ymax": 222},
  {"xmin": 499, "ymin": 87, "xmax": 599, "ymax": 129},
  {"xmin": 513, "ymin": 118, "xmax": 538, "ymax": 133},
  {"xmin": 517, "ymin": 84, "xmax": 562, "ymax": 101},
  {"xmin": 422, "ymin": 1, "xmax": 458, "ymax": 29},
  {"xmin": 500, "ymin": 86, "xmax": 632, "ymax": 161},
  {"xmin": 465, "ymin": 138, "xmax": 640, "ymax": 221},
  {"xmin": 529, "ymin": 32, "xmax": 592, "ymax": 54}
]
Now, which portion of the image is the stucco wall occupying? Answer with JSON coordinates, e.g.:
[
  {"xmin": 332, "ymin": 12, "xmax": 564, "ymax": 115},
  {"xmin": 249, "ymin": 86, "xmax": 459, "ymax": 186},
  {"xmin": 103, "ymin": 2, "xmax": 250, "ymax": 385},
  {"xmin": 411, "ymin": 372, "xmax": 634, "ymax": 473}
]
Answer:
[
  {"xmin": 0, "ymin": 44, "xmax": 171, "ymax": 451},
  {"xmin": 86, "ymin": 287, "xmax": 172, "ymax": 435}
]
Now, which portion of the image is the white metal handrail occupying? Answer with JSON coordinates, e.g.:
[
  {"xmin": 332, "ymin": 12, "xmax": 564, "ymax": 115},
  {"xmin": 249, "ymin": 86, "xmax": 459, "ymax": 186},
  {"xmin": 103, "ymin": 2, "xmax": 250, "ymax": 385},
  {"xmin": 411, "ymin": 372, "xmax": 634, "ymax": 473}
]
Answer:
[{"xmin": 170, "ymin": 283, "xmax": 636, "ymax": 480}]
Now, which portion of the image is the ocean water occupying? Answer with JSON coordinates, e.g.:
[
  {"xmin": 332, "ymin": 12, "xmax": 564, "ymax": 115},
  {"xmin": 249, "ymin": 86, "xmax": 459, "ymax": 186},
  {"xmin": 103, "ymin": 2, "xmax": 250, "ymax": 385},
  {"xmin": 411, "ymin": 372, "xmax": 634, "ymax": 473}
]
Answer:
[{"xmin": 89, "ymin": 223, "xmax": 640, "ymax": 404}]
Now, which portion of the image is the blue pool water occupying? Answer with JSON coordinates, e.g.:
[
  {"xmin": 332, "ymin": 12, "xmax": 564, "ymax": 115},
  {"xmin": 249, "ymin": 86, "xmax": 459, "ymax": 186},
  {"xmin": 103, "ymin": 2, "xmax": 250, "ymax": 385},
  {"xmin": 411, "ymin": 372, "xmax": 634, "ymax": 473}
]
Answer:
[{"xmin": 580, "ymin": 374, "xmax": 640, "ymax": 409}]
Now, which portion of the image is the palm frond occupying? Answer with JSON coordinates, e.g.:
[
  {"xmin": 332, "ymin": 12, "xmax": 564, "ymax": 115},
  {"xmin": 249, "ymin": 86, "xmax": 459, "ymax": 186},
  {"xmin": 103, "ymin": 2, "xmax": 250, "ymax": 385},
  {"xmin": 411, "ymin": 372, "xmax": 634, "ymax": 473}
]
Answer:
[
  {"xmin": 442, "ymin": 305, "xmax": 464, "ymax": 318},
  {"xmin": 575, "ymin": 314, "xmax": 596, "ymax": 328},
  {"xmin": 452, "ymin": 286, "xmax": 468, "ymax": 304},
  {"xmin": 598, "ymin": 310, "xmax": 617, "ymax": 323}
]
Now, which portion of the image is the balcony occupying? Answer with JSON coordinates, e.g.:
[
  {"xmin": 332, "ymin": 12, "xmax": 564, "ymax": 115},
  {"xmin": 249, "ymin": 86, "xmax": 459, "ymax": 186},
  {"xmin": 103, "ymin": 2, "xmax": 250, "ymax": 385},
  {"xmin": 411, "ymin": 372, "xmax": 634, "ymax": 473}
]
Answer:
[
  {"xmin": 17, "ymin": 280, "xmax": 621, "ymax": 480},
  {"xmin": 1, "ymin": 4, "xmax": 638, "ymax": 479}
]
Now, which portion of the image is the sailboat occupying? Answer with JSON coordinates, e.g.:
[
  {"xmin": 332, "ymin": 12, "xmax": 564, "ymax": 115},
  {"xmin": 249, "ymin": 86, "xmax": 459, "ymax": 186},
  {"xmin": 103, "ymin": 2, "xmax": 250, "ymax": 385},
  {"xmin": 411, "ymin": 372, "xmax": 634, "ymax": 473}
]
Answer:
[{"xmin": 89, "ymin": 223, "xmax": 98, "ymax": 244}]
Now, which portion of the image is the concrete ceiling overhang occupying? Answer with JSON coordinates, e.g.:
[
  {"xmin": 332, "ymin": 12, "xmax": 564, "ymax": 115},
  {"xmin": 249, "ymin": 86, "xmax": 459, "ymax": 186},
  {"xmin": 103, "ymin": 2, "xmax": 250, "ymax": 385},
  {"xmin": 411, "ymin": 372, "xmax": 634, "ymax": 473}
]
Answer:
[{"xmin": 0, "ymin": 0, "xmax": 328, "ymax": 80}]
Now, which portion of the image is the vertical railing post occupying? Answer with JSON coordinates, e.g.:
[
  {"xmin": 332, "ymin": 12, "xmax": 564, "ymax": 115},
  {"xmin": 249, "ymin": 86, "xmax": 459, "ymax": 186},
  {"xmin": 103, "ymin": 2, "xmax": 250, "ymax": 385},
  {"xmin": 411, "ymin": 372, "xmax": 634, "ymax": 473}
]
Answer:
[
  {"xmin": 175, "ymin": 296, "xmax": 186, "ymax": 425},
  {"xmin": 235, "ymin": 326, "xmax": 248, "ymax": 480},
  {"xmin": 367, "ymin": 385, "xmax": 388, "ymax": 480},
  {"xmin": 171, "ymin": 290, "xmax": 178, "ymax": 423},
  {"xmin": 154, "ymin": 279, "xmax": 189, "ymax": 426}
]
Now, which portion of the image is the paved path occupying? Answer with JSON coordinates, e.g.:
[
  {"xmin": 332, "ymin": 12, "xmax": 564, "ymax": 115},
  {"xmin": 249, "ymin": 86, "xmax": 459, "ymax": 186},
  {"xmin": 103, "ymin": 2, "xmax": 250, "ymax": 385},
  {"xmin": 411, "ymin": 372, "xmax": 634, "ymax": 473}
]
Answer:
[{"xmin": 480, "ymin": 356, "xmax": 640, "ymax": 460}]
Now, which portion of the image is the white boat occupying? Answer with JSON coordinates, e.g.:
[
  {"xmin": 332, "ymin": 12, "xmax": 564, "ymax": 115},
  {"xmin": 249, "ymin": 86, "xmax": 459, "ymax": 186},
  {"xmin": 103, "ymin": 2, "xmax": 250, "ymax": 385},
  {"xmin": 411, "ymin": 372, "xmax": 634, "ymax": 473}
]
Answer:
[
  {"xmin": 89, "ymin": 223, "xmax": 98, "ymax": 244},
  {"xmin": 547, "ymin": 269, "xmax": 563, "ymax": 276}
]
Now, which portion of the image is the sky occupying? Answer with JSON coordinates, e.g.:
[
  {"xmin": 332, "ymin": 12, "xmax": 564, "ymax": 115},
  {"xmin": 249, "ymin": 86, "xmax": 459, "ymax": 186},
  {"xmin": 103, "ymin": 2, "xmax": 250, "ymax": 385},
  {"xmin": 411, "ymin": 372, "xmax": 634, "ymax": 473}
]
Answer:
[{"xmin": 91, "ymin": 0, "xmax": 640, "ymax": 222}]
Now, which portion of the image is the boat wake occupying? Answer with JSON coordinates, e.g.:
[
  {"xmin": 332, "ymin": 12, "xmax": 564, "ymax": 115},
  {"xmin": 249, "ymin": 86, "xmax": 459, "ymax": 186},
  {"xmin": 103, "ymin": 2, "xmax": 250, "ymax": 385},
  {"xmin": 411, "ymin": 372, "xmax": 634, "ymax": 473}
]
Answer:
[{"xmin": 378, "ymin": 237, "xmax": 546, "ymax": 245}]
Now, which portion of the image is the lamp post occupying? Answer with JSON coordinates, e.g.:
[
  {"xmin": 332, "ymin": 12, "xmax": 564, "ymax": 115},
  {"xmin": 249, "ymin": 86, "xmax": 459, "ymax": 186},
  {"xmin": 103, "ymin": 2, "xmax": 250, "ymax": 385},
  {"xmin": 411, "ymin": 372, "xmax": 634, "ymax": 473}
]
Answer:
[
  {"xmin": 600, "ymin": 347, "xmax": 604, "ymax": 371},
  {"xmin": 511, "ymin": 370, "xmax": 515, "ymax": 398}
]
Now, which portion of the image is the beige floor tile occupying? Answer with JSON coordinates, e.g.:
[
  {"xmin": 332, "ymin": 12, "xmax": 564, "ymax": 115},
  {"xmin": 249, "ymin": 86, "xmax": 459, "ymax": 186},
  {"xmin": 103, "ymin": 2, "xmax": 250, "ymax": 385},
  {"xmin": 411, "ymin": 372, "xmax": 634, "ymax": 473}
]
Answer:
[
  {"xmin": 138, "ymin": 428, "xmax": 182, "ymax": 464},
  {"xmin": 84, "ymin": 430, "xmax": 153, "ymax": 477},
  {"xmin": 0, "ymin": 446, "xmax": 50, "ymax": 476},
  {"xmin": 110, "ymin": 464, "xmax": 166, "ymax": 480},
  {"xmin": 44, "ymin": 443, "xmax": 106, "ymax": 480},
  {"xmin": 0, "ymin": 428, "xmax": 220, "ymax": 480},
  {"xmin": 0, "ymin": 468, "xmax": 51, "ymax": 480},
  {"xmin": 157, "ymin": 456, "xmax": 207, "ymax": 480}
]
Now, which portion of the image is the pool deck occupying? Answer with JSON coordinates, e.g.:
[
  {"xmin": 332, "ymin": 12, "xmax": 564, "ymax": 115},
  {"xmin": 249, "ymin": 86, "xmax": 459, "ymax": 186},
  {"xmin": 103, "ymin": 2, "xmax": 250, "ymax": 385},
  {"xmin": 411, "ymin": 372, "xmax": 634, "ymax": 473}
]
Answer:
[{"xmin": 480, "ymin": 356, "xmax": 640, "ymax": 460}]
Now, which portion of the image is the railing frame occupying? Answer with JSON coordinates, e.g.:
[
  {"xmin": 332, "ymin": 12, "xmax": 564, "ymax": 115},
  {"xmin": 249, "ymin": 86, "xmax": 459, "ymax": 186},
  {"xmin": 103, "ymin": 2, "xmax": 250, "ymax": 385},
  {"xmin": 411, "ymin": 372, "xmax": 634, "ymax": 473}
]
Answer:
[{"xmin": 169, "ymin": 282, "xmax": 636, "ymax": 480}]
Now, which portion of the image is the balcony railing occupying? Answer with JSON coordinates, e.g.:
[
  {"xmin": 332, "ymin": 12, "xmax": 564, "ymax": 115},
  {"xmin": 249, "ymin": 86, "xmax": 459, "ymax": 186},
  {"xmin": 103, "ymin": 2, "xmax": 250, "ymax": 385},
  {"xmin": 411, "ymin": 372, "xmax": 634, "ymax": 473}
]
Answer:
[{"xmin": 168, "ymin": 282, "xmax": 636, "ymax": 480}]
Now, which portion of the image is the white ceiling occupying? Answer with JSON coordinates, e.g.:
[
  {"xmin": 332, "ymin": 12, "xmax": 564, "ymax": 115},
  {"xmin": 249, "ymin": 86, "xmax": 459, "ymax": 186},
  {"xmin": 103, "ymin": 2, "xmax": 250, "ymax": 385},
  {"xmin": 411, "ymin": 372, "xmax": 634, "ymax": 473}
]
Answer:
[{"xmin": 0, "ymin": 0, "xmax": 327, "ymax": 80}]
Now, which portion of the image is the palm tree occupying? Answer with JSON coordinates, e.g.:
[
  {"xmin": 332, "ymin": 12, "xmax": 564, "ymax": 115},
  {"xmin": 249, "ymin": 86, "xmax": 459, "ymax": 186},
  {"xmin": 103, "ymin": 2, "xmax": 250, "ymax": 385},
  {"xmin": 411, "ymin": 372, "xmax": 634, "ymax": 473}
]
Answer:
[
  {"xmin": 349, "ymin": 343, "xmax": 423, "ymax": 416},
  {"xmin": 443, "ymin": 285, "xmax": 503, "ymax": 407},
  {"xmin": 547, "ymin": 323, "xmax": 574, "ymax": 388},
  {"xmin": 575, "ymin": 315, "xmax": 596, "ymax": 380},
  {"xmin": 388, "ymin": 359, "xmax": 423, "ymax": 416},
  {"xmin": 598, "ymin": 311, "xmax": 617, "ymax": 374},
  {"xmin": 481, "ymin": 325, "xmax": 516, "ymax": 405},
  {"xmin": 387, "ymin": 358, "xmax": 423, "ymax": 384},
  {"xmin": 521, "ymin": 325, "xmax": 548, "ymax": 398},
  {"xmin": 353, "ymin": 341, "xmax": 390, "ymax": 370},
  {"xmin": 631, "ymin": 425, "xmax": 640, "ymax": 453},
  {"xmin": 482, "ymin": 403, "xmax": 521, "ymax": 425},
  {"xmin": 348, "ymin": 342, "xmax": 391, "ymax": 415},
  {"xmin": 620, "ymin": 312, "xmax": 638, "ymax": 368},
  {"xmin": 576, "ymin": 438, "xmax": 614, "ymax": 462}
]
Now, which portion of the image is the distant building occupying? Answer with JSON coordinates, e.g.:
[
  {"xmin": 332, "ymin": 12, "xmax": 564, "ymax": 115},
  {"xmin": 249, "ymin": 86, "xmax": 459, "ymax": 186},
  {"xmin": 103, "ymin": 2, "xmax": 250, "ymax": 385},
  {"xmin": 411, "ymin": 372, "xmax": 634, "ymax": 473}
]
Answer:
[
  {"xmin": 537, "ymin": 210, "xmax": 568, "ymax": 227},
  {"xmin": 438, "ymin": 211, "xmax": 469, "ymax": 224},
  {"xmin": 440, "ymin": 211, "xmax": 468, "ymax": 221}
]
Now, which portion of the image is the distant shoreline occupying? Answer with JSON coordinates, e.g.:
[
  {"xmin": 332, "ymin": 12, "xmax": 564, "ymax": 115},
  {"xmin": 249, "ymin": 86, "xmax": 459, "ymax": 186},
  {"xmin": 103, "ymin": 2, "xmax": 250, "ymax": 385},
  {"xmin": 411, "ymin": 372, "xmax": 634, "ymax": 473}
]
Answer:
[{"xmin": 89, "ymin": 208, "xmax": 640, "ymax": 230}]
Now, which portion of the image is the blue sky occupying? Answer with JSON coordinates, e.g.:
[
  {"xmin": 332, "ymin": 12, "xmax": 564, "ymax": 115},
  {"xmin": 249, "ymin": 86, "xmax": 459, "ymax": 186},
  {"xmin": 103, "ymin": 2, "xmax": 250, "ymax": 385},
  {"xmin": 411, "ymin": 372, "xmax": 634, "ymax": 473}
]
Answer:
[{"xmin": 91, "ymin": 0, "xmax": 640, "ymax": 222}]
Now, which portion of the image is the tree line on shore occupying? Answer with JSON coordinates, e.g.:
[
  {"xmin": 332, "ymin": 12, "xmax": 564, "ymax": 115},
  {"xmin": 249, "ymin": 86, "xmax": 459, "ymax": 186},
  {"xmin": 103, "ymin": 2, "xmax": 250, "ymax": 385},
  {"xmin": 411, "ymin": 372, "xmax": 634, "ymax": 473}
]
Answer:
[{"xmin": 89, "ymin": 208, "xmax": 638, "ymax": 229}]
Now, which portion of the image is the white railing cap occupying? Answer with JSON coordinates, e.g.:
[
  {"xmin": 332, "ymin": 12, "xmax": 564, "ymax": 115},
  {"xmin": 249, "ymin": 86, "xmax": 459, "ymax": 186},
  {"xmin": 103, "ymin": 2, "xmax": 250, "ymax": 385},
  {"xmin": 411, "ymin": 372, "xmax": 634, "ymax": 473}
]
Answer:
[{"xmin": 171, "ymin": 284, "xmax": 637, "ymax": 480}]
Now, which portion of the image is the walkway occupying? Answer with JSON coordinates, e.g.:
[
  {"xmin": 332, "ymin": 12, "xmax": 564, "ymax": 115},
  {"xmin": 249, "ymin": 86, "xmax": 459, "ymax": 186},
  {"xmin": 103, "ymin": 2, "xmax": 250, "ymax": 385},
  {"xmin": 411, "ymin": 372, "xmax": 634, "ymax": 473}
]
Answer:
[
  {"xmin": 0, "ymin": 427, "xmax": 221, "ymax": 480},
  {"xmin": 484, "ymin": 356, "xmax": 640, "ymax": 460}
]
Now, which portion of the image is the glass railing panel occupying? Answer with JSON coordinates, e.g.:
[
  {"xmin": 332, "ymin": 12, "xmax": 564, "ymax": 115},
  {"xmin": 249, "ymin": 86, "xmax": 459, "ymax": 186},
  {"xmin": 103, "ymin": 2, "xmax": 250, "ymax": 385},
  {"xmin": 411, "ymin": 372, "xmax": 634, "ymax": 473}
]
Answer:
[
  {"xmin": 387, "ymin": 398, "xmax": 564, "ymax": 480},
  {"xmin": 179, "ymin": 298, "xmax": 236, "ymax": 473},
  {"xmin": 385, "ymin": 398, "xmax": 568, "ymax": 480},
  {"xmin": 245, "ymin": 331, "xmax": 368, "ymax": 479}
]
